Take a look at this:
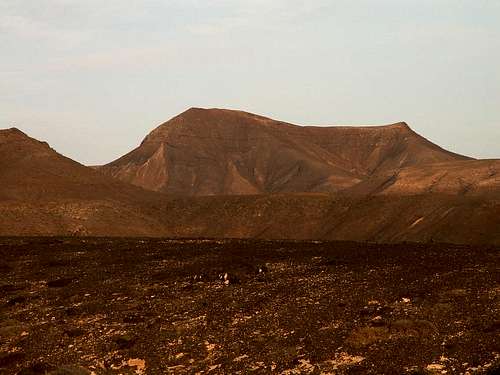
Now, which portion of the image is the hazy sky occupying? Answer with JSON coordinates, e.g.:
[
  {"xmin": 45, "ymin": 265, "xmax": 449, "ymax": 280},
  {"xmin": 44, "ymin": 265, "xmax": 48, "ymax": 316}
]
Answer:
[{"xmin": 1, "ymin": 0, "xmax": 499, "ymax": 165}]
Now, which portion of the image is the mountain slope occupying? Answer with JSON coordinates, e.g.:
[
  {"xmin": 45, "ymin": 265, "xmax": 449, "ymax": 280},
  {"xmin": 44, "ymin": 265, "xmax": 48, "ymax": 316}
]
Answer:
[
  {"xmin": 0, "ymin": 123, "xmax": 498, "ymax": 244},
  {"xmin": 346, "ymin": 159, "xmax": 500, "ymax": 197},
  {"xmin": 100, "ymin": 108, "xmax": 471, "ymax": 195},
  {"xmin": 156, "ymin": 193, "xmax": 500, "ymax": 244},
  {"xmin": 0, "ymin": 128, "xmax": 169, "ymax": 236}
]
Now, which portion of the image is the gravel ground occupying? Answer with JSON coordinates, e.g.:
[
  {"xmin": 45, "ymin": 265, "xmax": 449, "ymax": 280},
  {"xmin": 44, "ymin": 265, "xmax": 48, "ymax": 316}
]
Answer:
[{"xmin": 0, "ymin": 238, "xmax": 499, "ymax": 374}]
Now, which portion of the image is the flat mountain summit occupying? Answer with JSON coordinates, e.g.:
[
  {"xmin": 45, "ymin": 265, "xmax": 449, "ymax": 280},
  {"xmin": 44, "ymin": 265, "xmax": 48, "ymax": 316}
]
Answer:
[
  {"xmin": 0, "ymin": 109, "xmax": 499, "ymax": 242},
  {"xmin": 99, "ymin": 108, "xmax": 478, "ymax": 196}
]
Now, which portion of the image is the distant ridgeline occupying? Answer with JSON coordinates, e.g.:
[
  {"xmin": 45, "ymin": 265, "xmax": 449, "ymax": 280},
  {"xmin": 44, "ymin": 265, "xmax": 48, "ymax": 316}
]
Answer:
[{"xmin": 0, "ymin": 108, "xmax": 499, "ymax": 243}]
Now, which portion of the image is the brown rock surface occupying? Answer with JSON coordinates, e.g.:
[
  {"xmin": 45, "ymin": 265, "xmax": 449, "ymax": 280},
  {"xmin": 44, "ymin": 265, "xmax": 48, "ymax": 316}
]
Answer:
[
  {"xmin": 347, "ymin": 159, "xmax": 500, "ymax": 197},
  {"xmin": 1, "ymin": 111, "xmax": 499, "ymax": 243},
  {"xmin": 99, "ymin": 108, "xmax": 474, "ymax": 196},
  {"xmin": 0, "ymin": 128, "xmax": 169, "ymax": 236}
]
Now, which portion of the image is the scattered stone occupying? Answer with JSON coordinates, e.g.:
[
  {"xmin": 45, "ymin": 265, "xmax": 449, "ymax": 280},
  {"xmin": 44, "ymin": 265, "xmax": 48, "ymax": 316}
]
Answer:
[
  {"xmin": 127, "ymin": 358, "xmax": 146, "ymax": 375},
  {"xmin": 426, "ymin": 363, "xmax": 445, "ymax": 373},
  {"xmin": 175, "ymin": 352, "xmax": 185, "ymax": 359},
  {"xmin": 205, "ymin": 341, "xmax": 217, "ymax": 353},
  {"xmin": 321, "ymin": 352, "xmax": 365, "ymax": 371},
  {"xmin": 370, "ymin": 316, "xmax": 386, "ymax": 327},
  {"xmin": 192, "ymin": 274, "xmax": 204, "ymax": 282},
  {"xmin": 405, "ymin": 367, "xmax": 427, "ymax": 374},
  {"xmin": 1, "ymin": 238, "xmax": 498, "ymax": 373},
  {"xmin": 256, "ymin": 264, "xmax": 268, "ymax": 274},
  {"xmin": 282, "ymin": 358, "xmax": 316, "ymax": 374},
  {"xmin": 233, "ymin": 354, "xmax": 249, "ymax": 362},
  {"xmin": 219, "ymin": 272, "xmax": 240, "ymax": 285}
]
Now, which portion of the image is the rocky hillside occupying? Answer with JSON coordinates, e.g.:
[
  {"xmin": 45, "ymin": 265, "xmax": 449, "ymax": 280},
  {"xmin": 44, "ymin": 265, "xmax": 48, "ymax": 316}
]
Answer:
[
  {"xmin": 99, "ymin": 108, "xmax": 473, "ymax": 196},
  {"xmin": 0, "ymin": 121, "xmax": 498, "ymax": 244},
  {"xmin": 0, "ymin": 128, "xmax": 169, "ymax": 236}
]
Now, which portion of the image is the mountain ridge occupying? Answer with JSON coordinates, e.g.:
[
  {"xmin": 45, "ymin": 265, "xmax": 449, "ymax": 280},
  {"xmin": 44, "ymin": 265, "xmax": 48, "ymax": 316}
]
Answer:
[
  {"xmin": 1, "ymin": 109, "xmax": 498, "ymax": 243},
  {"xmin": 99, "ymin": 107, "xmax": 475, "ymax": 196}
]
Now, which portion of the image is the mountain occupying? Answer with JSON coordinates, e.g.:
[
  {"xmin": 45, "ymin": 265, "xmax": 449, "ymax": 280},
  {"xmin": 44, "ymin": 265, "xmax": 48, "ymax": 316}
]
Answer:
[
  {"xmin": 99, "ymin": 108, "xmax": 473, "ymax": 196},
  {"xmin": 0, "ymin": 128, "xmax": 169, "ymax": 236},
  {"xmin": 1, "ymin": 112, "xmax": 498, "ymax": 244}
]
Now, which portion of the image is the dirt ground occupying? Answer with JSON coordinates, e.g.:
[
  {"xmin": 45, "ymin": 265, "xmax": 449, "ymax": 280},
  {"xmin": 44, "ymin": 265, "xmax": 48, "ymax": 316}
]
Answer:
[{"xmin": 0, "ymin": 238, "xmax": 499, "ymax": 374}]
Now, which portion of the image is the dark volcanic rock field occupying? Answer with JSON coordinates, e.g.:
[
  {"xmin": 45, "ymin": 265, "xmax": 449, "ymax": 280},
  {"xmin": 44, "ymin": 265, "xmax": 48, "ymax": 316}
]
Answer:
[{"xmin": 0, "ymin": 238, "xmax": 499, "ymax": 374}]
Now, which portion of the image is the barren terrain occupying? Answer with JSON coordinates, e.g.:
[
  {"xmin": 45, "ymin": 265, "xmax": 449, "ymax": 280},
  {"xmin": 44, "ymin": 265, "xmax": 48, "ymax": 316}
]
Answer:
[
  {"xmin": 1, "ymin": 238, "xmax": 499, "ymax": 374},
  {"xmin": 99, "ymin": 108, "xmax": 478, "ymax": 196},
  {"xmin": 1, "ymin": 111, "xmax": 499, "ymax": 243}
]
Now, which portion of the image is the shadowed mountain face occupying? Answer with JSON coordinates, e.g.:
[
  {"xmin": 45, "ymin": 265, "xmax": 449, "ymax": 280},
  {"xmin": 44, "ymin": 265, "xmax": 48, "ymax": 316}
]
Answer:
[
  {"xmin": 152, "ymin": 193, "xmax": 500, "ymax": 245},
  {"xmin": 100, "ymin": 108, "xmax": 474, "ymax": 196}
]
